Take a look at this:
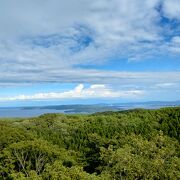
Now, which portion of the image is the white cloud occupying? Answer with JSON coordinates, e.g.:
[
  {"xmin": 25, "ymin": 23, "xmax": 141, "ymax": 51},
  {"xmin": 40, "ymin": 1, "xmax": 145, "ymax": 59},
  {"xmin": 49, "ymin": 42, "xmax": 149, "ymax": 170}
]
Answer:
[
  {"xmin": 171, "ymin": 36, "xmax": 180, "ymax": 44},
  {"xmin": 154, "ymin": 83, "xmax": 176, "ymax": 88},
  {"xmin": 88, "ymin": 0, "xmax": 161, "ymax": 43},
  {"xmin": 0, "ymin": 84, "xmax": 144, "ymax": 101},
  {"xmin": 169, "ymin": 36, "xmax": 180, "ymax": 53},
  {"xmin": 0, "ymin": 0, "xmax": 179, "ymax": 87},
  {"xmin": 0, "ymin": 0, "xmax": 90, "ymax": 39},
  {"xmin": 163, "ymin": 0, "xmax": 180, "ymax": 19}
]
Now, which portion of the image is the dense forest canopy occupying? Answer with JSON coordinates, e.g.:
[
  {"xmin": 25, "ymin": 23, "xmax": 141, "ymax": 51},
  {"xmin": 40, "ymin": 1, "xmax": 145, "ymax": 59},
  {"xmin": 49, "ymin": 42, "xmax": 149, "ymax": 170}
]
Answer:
[{"xmin": 0, "ymin": 107, "xmax": 179, "ymax": 179}]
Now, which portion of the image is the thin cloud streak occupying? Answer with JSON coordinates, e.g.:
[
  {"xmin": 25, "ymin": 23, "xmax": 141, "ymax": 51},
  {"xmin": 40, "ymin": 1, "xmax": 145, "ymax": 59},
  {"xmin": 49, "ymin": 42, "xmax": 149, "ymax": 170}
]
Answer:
[{"xmin": 0, "ymin": 70, "xmax": 180, "ymax": 85}]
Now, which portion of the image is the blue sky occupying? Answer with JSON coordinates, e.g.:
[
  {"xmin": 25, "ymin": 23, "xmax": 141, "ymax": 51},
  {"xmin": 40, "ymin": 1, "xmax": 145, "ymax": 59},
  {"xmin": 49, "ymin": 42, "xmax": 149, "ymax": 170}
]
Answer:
[{"xmin": 0, "ymin": 0, "xmax": 180, "ymax": 107}]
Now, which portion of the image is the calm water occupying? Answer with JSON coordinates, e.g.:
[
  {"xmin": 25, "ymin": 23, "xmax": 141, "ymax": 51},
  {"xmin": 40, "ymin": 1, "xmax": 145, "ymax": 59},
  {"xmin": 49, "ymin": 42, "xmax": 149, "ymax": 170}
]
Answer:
[
  {"xmin": 0, "ymin": 108, "xmax": 66, "ymax": 118},
  {"xmin": 0, "ymin": 103, "xmax": 179, "ymax": 118}
]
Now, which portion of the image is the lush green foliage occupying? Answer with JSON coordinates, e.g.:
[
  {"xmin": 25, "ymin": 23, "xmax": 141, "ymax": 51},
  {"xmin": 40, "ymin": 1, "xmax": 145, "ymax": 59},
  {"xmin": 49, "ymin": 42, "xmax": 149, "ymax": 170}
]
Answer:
[{"xmin": 0, "ymin": 107, "xmax": 179, "ymax": 179}]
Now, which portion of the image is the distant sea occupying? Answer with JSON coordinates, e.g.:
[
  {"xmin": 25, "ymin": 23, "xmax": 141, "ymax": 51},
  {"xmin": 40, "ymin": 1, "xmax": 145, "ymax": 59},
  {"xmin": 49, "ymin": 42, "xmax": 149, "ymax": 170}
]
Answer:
[{"xmin": 0, "ymin": 101, "xmax": 179, "ymax": 118}]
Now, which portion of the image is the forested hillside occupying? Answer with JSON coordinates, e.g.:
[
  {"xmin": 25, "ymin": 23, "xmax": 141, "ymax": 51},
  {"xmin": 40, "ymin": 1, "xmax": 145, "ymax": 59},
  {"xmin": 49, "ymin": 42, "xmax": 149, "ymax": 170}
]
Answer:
[{"xmin": 0, "ymin": 107, "xmax": 179, "ymax": 179}]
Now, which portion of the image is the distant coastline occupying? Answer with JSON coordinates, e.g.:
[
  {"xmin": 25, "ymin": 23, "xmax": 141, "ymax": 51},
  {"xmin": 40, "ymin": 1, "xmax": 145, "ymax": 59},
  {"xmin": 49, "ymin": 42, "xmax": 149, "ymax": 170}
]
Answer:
[{"xmin": 0, "ymin": 101, "xmax": 179, "ymax": 118}]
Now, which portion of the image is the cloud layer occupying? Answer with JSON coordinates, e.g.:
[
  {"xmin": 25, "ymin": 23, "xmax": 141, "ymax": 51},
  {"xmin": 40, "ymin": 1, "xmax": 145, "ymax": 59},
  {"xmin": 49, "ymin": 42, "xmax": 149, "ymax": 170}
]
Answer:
[
  {"xmin": 0, "ymin": 84, "xmax": 144, "ymax": 101},
  {"xmin": 0, "ymin": 69, "xmax": 179, "ymax": 87},
  {"xmin": 0, "ymin": 0, "xmax": 179, "ymax": 102},
  {"xmin": 0, "ymin": 0, "xmax": 179, "ymax": 85}
]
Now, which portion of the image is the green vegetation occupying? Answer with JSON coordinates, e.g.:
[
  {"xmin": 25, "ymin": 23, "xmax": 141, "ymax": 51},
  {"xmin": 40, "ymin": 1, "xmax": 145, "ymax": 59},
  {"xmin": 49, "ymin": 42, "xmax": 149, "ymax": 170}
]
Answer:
[{"xmin": 0, "ymin": 107, "xmax": 180, "ymax": 179}]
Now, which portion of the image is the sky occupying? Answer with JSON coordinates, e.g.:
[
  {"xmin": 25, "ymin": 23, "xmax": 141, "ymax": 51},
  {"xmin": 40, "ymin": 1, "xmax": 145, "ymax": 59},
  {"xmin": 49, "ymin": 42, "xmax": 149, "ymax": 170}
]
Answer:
[{"xmin": 0, "ymin": 0, "xmax": 180, "ymax": 107}]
